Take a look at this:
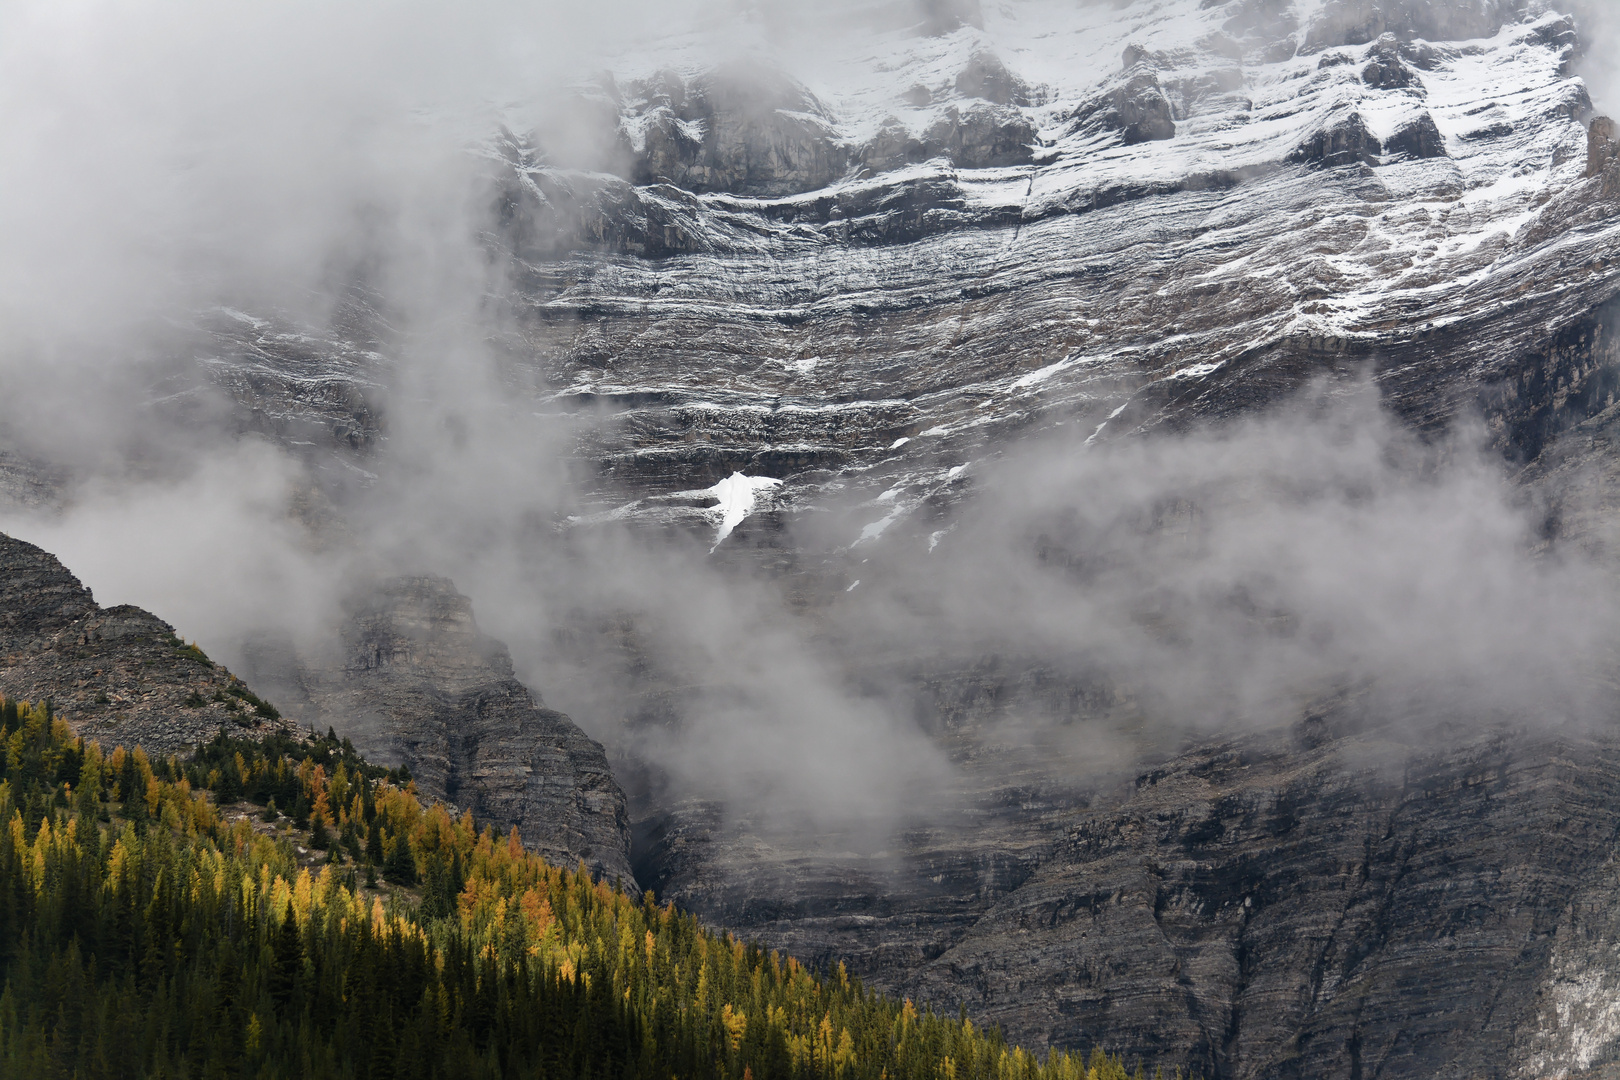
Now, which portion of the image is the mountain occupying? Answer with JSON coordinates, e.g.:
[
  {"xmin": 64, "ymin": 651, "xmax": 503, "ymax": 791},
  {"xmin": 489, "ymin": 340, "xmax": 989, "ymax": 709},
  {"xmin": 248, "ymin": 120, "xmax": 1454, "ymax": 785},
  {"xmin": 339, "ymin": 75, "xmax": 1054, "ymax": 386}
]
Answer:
[
  {"xmin": 0, "ymin": 697, "xmax": 1136, "ymax": 1080},
  {"xmin": 0, "ymin": 532, "xmax": 633, "ymax": 885},
  {"xmin": 241, "ymin": 575, "xmax": 637, "ymax": 886},
  {"xmin": 7, "ymin": 0, "xmax": 1620, "ymax": 1075},
  {"xmin": 0, "ymin": 531, "xmax": 295, "ymax": 757}
]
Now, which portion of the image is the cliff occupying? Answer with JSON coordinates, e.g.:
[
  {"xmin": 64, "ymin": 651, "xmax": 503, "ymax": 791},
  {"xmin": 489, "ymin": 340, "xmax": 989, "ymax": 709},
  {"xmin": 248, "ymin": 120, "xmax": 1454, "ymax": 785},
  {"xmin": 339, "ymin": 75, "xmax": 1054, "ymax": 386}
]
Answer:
[
  {"xmin": 242, "ymin": 576, "xmax": 637, "ymax": 886},
  {"xmin": 0, "ymin": 532, "xmax": 295, "ymax": 756}
]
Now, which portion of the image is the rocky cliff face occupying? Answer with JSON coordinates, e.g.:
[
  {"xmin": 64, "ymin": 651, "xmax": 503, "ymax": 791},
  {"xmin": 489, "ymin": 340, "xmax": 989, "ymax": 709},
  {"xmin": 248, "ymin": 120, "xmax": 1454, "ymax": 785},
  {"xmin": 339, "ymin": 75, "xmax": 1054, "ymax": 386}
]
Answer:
[
  {"xmin": 241, "ymin": 576, "xmax": 636, "ymax": 886},
  {"xmin": 10, "ymin": 0, "xmax": 1620, "ymax": 1075},
  {"xmin": 909, "ymin": 720, "xmax": 1620, "ymax": 1078},
  {"xmin": 0, "ymin": 533, "xmax": 295, "ymax": 756}
]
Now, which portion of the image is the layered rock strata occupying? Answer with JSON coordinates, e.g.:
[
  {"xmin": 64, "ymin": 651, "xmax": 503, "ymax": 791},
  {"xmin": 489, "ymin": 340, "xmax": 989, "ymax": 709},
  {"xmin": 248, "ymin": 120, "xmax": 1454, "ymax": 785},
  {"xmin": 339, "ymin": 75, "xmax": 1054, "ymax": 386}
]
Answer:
[
  {"xmin": 908, "ymin": 721, "xmax": 1620, "ymax": 1079},
  {"xmin": 243, "ymin": 576, "xmax": 636, "ymax": 886},
  {"xmin": 8, "ymin": 0, "xmax": 1620, "ymax": 1074}
]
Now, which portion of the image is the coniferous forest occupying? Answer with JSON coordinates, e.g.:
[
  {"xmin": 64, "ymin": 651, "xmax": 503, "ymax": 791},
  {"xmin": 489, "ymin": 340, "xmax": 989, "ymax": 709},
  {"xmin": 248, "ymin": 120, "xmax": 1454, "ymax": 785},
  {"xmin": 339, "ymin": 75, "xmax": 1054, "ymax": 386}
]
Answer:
[{"xmin": 0, "ymin": 697, "xmax": 1160, "ymax": 1080}]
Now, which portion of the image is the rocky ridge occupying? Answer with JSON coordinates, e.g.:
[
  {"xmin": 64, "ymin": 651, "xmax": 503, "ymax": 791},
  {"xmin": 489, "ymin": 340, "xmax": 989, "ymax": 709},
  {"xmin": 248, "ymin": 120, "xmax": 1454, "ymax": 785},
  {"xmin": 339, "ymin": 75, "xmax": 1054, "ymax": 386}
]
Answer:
[
  {"xmin": 0, "ymin": 532, "xmax": 296, "ymax": 757},
  {"xmin": 10, "ymin": 0, "xmax": 1620, "ymax": 1076},
  {"xmin": 240, "ymin": 576, "xmax": 636, "ymax": 886}
]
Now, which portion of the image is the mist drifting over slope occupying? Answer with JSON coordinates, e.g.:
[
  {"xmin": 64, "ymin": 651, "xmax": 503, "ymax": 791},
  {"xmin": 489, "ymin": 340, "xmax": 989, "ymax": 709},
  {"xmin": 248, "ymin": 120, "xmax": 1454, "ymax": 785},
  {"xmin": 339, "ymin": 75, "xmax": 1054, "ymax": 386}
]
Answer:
[{"xmin": 3, "ymin": 0, "xmax": 1620, "ymax": 849}]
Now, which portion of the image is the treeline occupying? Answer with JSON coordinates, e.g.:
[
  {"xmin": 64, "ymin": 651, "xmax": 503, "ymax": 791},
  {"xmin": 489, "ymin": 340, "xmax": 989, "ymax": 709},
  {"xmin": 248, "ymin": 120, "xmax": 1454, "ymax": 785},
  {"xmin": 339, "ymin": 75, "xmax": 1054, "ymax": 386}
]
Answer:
[{"xmin": 0, "ymin": 698, "xmax": 1164, "ymax": 1080}]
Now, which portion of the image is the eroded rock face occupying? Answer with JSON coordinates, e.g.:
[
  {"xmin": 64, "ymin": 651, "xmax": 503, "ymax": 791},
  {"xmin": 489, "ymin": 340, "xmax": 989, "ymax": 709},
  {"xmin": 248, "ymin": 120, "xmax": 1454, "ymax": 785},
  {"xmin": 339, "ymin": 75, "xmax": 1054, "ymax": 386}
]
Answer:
[
  {"xmin": 0, "ymin": 533, "xmax": 295, "ymax": 757},
  {"xmin": 1298, "ymin": 0, "xmax": 1523, "ymax": 54},
  {"xmin": 248, "ymin": 576, "xmax": 636, "ymax": 885},
  {"xmin": 1083, "ymin": 69, "xmax": 1178, "ymax": 145},
  {"xmin": 906, "ymin": 722, "xmax": 1620, "ymax": 1078},
  {"xmin": 624, "ymin": 65, "xmax": 848, "ymax": 198},
  {"xmin": 922, "ymin": 102, "xmax": 1037, "ymax": 167},
  {"xmin": 1289, "ymin": 112, "xmax": 1384, "ymax": 167},
  {"xmin": 15, "ymin": 0, "xmax": 1620, "ymax": 1075},
  {"xmin": 1383, "ymin": 112, "xmax": 1447, "ymax": 159}
]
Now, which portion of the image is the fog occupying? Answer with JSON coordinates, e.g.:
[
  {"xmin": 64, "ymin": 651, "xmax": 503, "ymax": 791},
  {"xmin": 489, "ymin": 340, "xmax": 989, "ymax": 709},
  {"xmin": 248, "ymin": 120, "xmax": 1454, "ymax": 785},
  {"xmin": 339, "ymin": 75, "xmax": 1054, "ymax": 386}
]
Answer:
[{"xmin": 2, "ymin": 0, "xmax": 1619, "ymax": 850}]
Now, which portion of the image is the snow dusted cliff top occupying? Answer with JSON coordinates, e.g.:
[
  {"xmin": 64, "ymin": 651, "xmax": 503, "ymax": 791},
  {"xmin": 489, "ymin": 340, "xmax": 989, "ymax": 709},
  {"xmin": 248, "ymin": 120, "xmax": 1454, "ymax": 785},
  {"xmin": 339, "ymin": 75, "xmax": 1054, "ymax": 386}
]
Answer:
[
  {"xmin": 180, "ymin": 1, "xmax": 1620, "ymax": 555},
  {"xmin": 457, "ymin": 1, "xmax": 1617, "ymax": 550}
]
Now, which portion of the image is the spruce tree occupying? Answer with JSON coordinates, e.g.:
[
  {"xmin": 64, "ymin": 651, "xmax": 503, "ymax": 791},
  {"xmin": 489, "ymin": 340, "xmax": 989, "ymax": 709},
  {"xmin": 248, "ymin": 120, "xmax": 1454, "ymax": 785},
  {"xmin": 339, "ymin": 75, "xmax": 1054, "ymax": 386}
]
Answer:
[
  {"xmin": 383, "ymin": 830, "xmax": 418, "ymax": 886},
  {"xmin": 269, "ymin": 904, "xmax": 301, "ymax": 1011},
  {"xmin": 309, "ymin": 808, "xmax": 331, "ymax": 850}
]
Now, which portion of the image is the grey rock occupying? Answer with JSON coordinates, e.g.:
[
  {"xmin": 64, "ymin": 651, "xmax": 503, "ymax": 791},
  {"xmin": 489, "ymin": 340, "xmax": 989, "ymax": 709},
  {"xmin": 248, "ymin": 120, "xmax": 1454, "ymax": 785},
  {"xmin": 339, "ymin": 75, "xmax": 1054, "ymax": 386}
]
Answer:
[
  {"xmin": 624, "ymin": 65, "xmax": 848, "ymax": 198},
  {"xmin": 0, "ymin": 532, "xmax": 296, "ymax": 757},
  {"xmin": 1299, "ymin": 0, "xmax": 1524, "ymax": 54},
  {"xmin": 1588, "ymin": 116, "xmax": 1618, "ymax": 180},
  {"xmin": 1361, "ymin": 53, "xmax": 1419, "ymax": 92},
  {"xmin": 906, "ymin": 722, "xmax": 1620, "ymax": 1078},
  {"xmin": 954, "ymin": 51, "xmax": 1029, "ymax": 107},
  {"xmin": 1217, "ymin": 0, "xmax": 1300, "ymax": 42},
  {"xmin": 857, "ymin": 118, "xmax": 929, "ymax": 174},
  {"xmin": 1071, "ymin": 70, "xmax": 1177, "ymax": 145},
  {"xmin": 922, "ymin": 103, "xmax": 1037, "ymax": 167},
  {"xmin": 253, "ymin": 575, "xmax": 636, "ymax": 886},
  {"xmin": 1382, "ymin": 112, "xmax": 1447, "ymax": 160},
  {"xmin": 1288, "ymin": 112, "xmax": 1383, "ymax": 167}
]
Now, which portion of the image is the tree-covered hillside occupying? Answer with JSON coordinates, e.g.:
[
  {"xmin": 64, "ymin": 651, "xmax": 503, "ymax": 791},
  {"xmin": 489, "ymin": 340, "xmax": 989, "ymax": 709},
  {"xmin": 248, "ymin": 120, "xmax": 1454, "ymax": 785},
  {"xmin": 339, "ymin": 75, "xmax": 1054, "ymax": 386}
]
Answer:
[{"xmin": 0, "ymin": 698, "xmax": 1159, "ymax": 1080}]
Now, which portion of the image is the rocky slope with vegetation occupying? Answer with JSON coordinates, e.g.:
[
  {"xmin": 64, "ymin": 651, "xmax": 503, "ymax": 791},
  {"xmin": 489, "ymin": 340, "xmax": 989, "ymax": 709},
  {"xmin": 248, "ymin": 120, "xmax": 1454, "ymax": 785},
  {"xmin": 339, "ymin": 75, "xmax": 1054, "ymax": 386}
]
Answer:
[
  {"xmin": 0, "ymin": 697, "xmax": 1149, "ymax": 1080},
  {"xmin": 0, "ymin": 532, "xmax": 295, "ymax": 757},
  {"xmin": 241, "ymin": 575, "xmax": 636, "ymax": 886}
]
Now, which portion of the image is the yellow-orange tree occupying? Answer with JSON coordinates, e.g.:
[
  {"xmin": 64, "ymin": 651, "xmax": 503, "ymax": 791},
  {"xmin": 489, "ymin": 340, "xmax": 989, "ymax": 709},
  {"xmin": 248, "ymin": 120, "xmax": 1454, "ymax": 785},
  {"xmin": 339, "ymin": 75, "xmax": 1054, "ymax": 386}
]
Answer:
[{"xmin": 0, "ymin": 701, "xmax": 1163, "ymax": 1080}]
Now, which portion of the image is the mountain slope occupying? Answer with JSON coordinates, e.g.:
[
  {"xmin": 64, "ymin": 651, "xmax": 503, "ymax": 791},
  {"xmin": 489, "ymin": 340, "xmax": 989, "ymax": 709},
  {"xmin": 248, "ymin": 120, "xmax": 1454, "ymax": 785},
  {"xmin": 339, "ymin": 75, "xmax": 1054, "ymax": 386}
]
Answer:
[
  {"xmin": 8, "ymin": 0, "xmax": 1620, "ymax": 1075},
  {"xmin": 0, "ymin": 532, "xmax": 295, "ymax": 756},
  {"xmin": 243, "ymin": 575, "xmax": 637, "ymax": 886}
]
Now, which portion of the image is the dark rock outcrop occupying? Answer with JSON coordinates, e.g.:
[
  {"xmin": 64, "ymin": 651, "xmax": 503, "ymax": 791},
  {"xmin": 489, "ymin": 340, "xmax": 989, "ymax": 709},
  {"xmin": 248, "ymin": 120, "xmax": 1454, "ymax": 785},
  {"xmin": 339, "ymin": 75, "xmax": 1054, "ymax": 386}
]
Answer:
[
  {"xmin": 1382, "ymin": 112, "xmax": 1447, "ymax": 160},
  {"xmin": 1289, "ymin": 112, "xmax": 1382, "ymax": 167},
  {"xmin": 858, "ymin": 118, "xmax": 929, "ymax": 173},
  {"xmin": 1588, "ymin": 115, "xmax": 1618, "ymax": 179},
  {"xmin": 906, "ymin": 723, "xmax": 1620, "ymax": 1078},
  {"xmin": 625, "ymin": 65, "xmax": 848, "ymax": 198},
  {"xmin": 249, "ymin": 576, "xmax": 636, "ymax": 885},
  {"xmin": 922, "ymin": 103, "xmax": 1036, "ymax": 167},
  {"xmin": 0, "ymin": 533, "xmax": 295, "ymax": 756},
  {"xmin": 1071, "ymin": 69, "xmax": 1177, "ymax": 145},
  {"xmin": 1361, "ymin": 43, "xmax": 1420, "ymax": 91}
]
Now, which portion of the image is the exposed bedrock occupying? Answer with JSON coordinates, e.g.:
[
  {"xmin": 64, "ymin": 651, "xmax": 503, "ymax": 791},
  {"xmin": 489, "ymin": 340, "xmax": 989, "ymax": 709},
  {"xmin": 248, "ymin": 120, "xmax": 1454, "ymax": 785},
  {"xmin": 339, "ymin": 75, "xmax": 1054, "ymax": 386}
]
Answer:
[
  {"xmin": 242, "ymin": 576, "xmax": 636, "ymax": 886},
  {"xmin": 0, "ymin": 533, "xmax": 296, "ymax": 757},
  {"xmin": 13, "ymin": 0, "xmax": 1620, "ymax": 1075},
  {"xmin": 624, "ymin": 64, "xmax": 848, "ymax": 198},
  {"xmin": 1298, "ymin": 0, "xmax": 1529, "ymax": 54},
  {"xmin": 635, "ymin": 707, "xmax": 1620, "ymax": 1078},
  {"xmin": 907, "ymin": 722, "xmax": 1620, "ymax": 1079}
]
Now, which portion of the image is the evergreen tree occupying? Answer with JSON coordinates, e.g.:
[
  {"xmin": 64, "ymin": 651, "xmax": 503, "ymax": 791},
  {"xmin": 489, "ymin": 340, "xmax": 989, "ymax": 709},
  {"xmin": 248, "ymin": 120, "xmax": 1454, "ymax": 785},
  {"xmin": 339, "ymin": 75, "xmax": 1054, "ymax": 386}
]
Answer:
[
  {"xmin": 0, "ymin": 696, "xmax": 1154, "ymax": 1080},
  {"xmin": 383, "ymin": 830, "xmax": 417, "ymax": 886},
  {"xmin": 309, "ymin": 808, "xmax": 331, "ymax": 850}
]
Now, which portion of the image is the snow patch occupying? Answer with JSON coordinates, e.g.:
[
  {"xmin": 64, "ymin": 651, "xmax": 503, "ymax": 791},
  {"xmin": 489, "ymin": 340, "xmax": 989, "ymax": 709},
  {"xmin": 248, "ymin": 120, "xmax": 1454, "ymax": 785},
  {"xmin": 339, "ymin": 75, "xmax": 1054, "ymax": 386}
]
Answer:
[
  {"xmin": 702, "ymin": 472, "xmax": 781, "ymax": 551},
  {"xmin": 854, "ymin": 506, "xmax": 904, "ymax": 546},
  {"xmin": 1009, "ymin": 352, "xmax": 1105, "ymax": 391}
]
